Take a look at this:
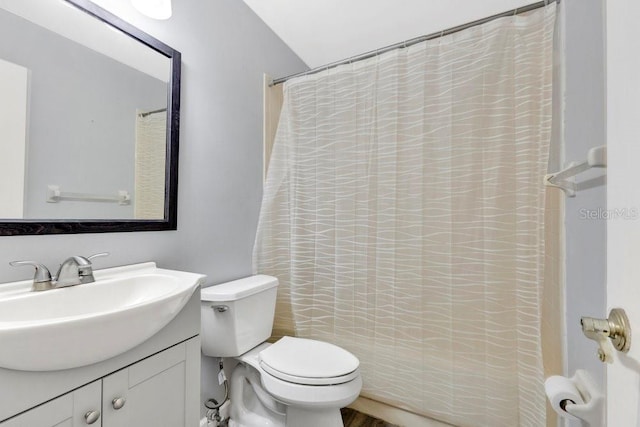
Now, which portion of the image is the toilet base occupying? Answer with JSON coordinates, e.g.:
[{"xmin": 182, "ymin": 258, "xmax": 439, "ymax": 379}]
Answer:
[
  {"xmin": 228, "ymin": 361, "xmax": 346, "ymax": 427},
  {"xmin": 228, "ymin": 404, "xmax": 344, "ymax": 427},
  {"xmin": 230, "ymin": 364, "xmax": 285, "ymax": 427},
  {"xmin": 286, "ymin": 406, "xmax": 344, "ymax": 427}
]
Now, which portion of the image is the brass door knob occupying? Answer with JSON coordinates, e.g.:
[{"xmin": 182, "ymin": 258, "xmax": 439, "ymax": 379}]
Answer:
[{"xmin": 581, "ymin": 308, "xmax": 631, "ymax": 362}]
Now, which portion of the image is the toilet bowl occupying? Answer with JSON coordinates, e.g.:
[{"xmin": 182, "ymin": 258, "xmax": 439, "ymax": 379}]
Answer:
[{"xmin": 201, "ymin": 275, "xmax": 362, "ymax": 427}]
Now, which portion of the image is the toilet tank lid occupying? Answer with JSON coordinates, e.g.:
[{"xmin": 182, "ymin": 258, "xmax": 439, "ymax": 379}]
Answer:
[{"xmin": 201, "ymin": 275, "xmax": 278, "ymax": 302}]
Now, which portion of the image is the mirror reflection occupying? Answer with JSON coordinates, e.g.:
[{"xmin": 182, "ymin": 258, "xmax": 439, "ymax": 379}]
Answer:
[{"xmin": 0, "ymin": 0, "xmax": 171, "ymax": 221}]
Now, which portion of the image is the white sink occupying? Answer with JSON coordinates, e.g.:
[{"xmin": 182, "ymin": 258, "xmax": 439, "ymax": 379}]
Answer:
[{"xmin": 0, "ymin": 262, "xmax": 205, "ymax": 371}]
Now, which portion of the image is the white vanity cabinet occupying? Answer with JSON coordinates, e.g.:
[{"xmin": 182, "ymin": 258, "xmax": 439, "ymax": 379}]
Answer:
[
  {"xmin": 0, "ymin": 285, "xmax": 202, "ymax": 427},
  {"xmin": 0, "ymin": 338, "xmax": 199, "ymax": 427},
  {"xmin": 0, "ymin": 381, "xmax": 102, "ymax": 427}
]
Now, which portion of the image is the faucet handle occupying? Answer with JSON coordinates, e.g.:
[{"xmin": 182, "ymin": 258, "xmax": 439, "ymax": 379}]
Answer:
[
  {"xmin": 9, "ymin": 261, "xmax": 53, "ymax": 291},
  {"xmin": 87, "ymin": 252, "xmax": 109, "ymax": 262},
  {"xmin": 74, "ymin": 253, "xmax": 109, "ymax": 285}
]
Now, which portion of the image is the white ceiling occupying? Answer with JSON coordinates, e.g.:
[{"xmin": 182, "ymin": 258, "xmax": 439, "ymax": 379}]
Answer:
[{"xmin": 242, "ymin": 0, "xmax": 536, "ymax": 69}]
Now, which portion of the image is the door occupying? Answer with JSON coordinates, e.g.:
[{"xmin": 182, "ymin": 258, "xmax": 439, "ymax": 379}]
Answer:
[
  {"xmin": 0, "ymin": 58, "xmax": 28, "ymax": 218},
  {"xmin": 0, "ymin": 381, "xmax": 101, "ymax": 427},
  {"xmin": 606, "ymin": 0, "xmax": 640, "ymax": 425}
]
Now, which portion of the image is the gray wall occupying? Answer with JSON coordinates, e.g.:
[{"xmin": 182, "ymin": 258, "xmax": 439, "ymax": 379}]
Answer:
[
  {"xmin": 564, "ymin": 1, "xmax": 606, "ymax": 424},
  {"xmin": 0, "ymin": 9, "xmax": 167, "ymax": 219},
  {"xmin": 0, "ymin": 1, "xmax": 306, "ymax": 288},
  {"xmin": 0, "ymin": 0, "xmax": 306, "ymax": 418}
]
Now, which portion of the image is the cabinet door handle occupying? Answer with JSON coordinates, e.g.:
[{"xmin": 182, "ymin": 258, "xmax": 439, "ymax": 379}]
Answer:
[
  {"xmin": 84, "ymin": 410, "xmax": 100, "ymax": 424},
  {"xmin": 112, "ymin": 396, "xmax": 126, "ymax": 410}
]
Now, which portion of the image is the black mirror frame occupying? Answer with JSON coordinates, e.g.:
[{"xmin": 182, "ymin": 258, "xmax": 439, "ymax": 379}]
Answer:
[{"xmin": 0, "ymin": 0, "xmax": 181, "ymax": 236}]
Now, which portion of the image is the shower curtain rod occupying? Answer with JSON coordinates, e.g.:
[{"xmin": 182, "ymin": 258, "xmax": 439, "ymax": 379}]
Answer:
[
  {"xmin": 270, "ymin": 0, "xmax": 558, "ymax": 86},
  {"xmin": 138, "ymin": 108, "xmax": 167, "ymax": 117}
]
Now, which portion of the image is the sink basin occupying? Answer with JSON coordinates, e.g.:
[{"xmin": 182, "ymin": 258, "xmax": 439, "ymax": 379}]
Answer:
[{"xmin": 0, "ymin": 262, "xmax": 205, "ymax": 371}]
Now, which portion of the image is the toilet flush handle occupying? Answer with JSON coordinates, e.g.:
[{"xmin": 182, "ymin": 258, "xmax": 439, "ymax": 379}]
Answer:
[{"xmin": 211, "ymin": 305, "xmax": 229, "ymax": 313}]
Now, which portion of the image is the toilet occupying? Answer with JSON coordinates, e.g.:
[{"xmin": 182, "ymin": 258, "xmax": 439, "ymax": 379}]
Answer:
[{"xmin": 201, "ymin": 275, "xmax": 362, "ymax": 427}]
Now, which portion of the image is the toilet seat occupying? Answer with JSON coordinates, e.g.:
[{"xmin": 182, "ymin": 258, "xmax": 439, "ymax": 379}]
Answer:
[
  {"xmin": 259, "ymin": 336, "xmax": 360, "ymax": 386},
  {"xmin": 236, "ymin": 341, "xmax": 363, "ymax": 409}
]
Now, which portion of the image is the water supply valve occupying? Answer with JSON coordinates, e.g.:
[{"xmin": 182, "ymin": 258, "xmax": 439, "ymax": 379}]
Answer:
[{"xmin": 581, "ymin": 308, "xmax": 631, "ymax": 363}]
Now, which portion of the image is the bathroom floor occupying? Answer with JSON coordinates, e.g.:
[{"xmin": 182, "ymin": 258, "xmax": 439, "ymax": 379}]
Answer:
[{"xmin": 341, "ymin": 408, "xmax": 399, "ymax": 427}]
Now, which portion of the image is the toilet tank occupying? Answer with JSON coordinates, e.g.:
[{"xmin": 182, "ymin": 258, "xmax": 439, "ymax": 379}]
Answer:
[{"xmin": 201, "ymin": 275, "xmax": 278, "ymax": 357}]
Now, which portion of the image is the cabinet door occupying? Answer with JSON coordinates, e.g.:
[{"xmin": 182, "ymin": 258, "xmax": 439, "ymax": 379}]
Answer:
[
  {"xmin": 0, "ymin": 381, "xmax": 102, "ymax": 427},
  {"xmin": 102, "ymin": 340, "xmax": 199, "ymax": 427}
]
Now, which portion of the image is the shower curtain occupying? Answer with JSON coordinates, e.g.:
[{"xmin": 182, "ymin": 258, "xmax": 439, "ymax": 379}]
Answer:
[
  {"xmin": 254, "ymin": 5, "xmax": 556, "ymax": 427},
  {"xmin": 134, "ymin": 110, "xmax": 166, "ymax": 219}
]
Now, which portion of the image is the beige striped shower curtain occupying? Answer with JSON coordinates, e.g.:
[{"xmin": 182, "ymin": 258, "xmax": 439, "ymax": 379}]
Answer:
[{"xmin": 254, "ymin": 5, "xmax": 558, "ymax": 426}]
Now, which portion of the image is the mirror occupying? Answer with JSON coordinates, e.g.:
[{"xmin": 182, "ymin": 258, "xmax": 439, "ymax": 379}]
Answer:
[{"xmin": 0, "ymin": 0, "xmax": 181, "ymax": 235}]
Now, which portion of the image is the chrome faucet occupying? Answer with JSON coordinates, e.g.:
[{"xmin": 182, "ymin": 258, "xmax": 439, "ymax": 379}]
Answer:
[
  {"xmin": 55, "ymin": 253, "xmax": 108, "ymax": 287},
  {"xmin": 9, "ymin": 253, "xmax": 109, "ymax": 291}
]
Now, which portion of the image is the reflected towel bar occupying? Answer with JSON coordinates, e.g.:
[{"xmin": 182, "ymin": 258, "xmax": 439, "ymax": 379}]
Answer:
[
  {"xmin": 46, "ymin": 185, "xmax": 131, "ymax": 205},
  {"xmin": 544, "ymin": 145, "xmax": 606, "ymax": 197}
]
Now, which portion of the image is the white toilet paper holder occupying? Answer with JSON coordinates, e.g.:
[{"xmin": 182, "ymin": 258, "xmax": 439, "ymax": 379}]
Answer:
[
  {"xmin": 546, "ymin": 370, "xmax": 604, "ymax": 426},
  {"xmin": 564, "ymin": 370, "xmax": 604, "ymax": 427}
]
